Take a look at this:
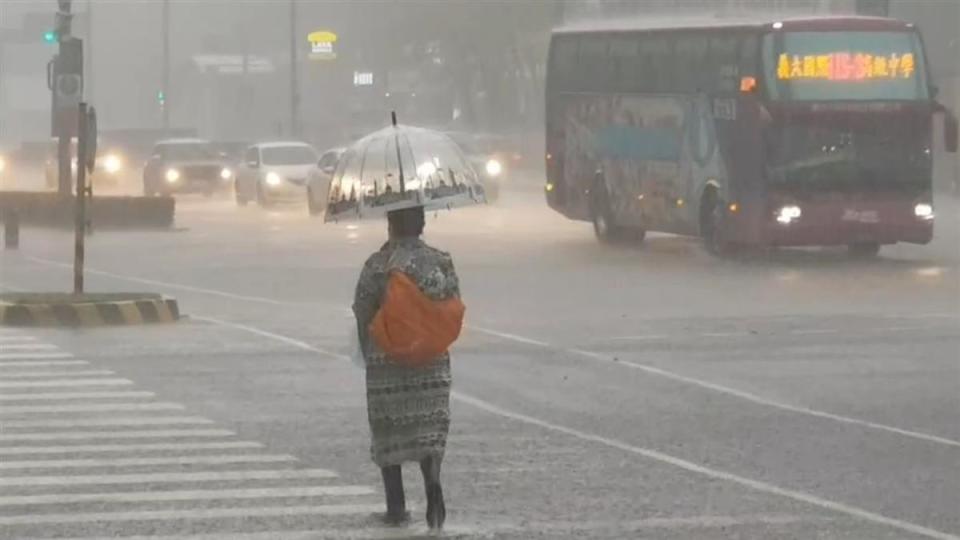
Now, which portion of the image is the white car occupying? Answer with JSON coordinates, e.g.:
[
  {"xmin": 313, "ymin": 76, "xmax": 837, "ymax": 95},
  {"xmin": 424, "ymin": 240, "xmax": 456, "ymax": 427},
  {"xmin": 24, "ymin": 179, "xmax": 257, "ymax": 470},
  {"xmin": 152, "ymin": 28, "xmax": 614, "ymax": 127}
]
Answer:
[
  {"xmin": 306, "ymin": 147, "xmax": 344, "ymax": 216},
  {"xmin": 234, "ymin": 142, "xmax": 319, "ymax": 207}
]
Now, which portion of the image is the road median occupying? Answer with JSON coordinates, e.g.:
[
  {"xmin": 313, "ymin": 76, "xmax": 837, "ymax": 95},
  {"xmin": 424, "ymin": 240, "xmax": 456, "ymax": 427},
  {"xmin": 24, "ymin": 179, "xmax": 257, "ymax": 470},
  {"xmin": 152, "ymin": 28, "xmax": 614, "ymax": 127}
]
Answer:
[
  {"xmin": 0, "ymin": 293, "xmax": 179, "ymax": 327},
  {"xmin": 0, "ymin": 191, "xmax": 174, "ymax": 230}
]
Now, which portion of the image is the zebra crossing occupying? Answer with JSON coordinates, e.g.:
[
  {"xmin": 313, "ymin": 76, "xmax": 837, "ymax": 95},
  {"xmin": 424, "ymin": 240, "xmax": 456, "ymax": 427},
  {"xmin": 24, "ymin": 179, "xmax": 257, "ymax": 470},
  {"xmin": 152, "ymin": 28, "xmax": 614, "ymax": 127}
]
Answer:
[{"xmin": 0, "ymin": 329, "xmax": 388, "ymax": 539}]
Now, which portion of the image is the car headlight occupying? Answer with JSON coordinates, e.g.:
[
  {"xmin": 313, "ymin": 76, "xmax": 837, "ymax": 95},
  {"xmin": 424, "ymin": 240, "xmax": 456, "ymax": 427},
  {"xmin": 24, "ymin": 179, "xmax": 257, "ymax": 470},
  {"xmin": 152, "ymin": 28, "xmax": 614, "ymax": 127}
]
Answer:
[
  {"xmin": 914, "ymin": 203, "xmax": 934, "ymax": 220},
  {"xmin": 165, "ymin": 168, "xmax": 181, "ymax": 183},
  {"xmin": 485, "ymin": 159, "xmax": 502, "ymax": 177},
  {"xmin": 775, "ymin": 205, "xmax": 802, "ymax": 225},
  {"xmin": 103, "ymin": 154, "xmax": 122, "ymax": 174},
  {"xmin": 265, "ymin": 171, "xmax": 282, "ymax": 186},
  {"xmin": 220, "ymin": 167, "xmax": 233, "ymax": 180}
]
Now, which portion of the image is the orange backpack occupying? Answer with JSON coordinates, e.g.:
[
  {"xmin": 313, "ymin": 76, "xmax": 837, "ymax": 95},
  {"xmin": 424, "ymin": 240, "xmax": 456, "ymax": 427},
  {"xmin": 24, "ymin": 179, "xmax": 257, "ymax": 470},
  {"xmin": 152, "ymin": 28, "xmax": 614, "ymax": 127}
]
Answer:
[{"xmin": 369, "ymin": 271, "xmax": 465, "ymax": 367}]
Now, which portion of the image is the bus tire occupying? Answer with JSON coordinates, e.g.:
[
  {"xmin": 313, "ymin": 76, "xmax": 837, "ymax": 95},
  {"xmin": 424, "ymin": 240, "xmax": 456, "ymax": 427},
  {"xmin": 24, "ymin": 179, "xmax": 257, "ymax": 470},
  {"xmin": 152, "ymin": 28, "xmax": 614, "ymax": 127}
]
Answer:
[
  {"xmin": 848, "ymin": 242, "xmax": 880, "ymax": 258},
  {"xmin": 700, "ymin": 190, "xmax": 734, "ymax": 256},
  {"xmin": 590, "ymin": 182, "xmax": 622, "ymax": 244}
]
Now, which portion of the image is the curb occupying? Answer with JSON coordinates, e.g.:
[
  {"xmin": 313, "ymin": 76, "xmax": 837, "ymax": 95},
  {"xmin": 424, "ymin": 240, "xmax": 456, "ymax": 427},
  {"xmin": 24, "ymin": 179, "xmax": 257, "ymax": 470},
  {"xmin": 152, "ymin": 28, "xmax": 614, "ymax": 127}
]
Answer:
[{"xmin": 0, "ymin": 297, "xmax": 180, "ymax": 327}]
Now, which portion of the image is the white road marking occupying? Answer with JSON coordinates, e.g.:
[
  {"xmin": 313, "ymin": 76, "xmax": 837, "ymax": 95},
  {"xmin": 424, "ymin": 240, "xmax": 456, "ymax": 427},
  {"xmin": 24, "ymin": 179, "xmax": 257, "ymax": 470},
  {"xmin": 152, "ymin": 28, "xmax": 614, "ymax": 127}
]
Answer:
[
  {"xmin": 0, "ymin": 360, "xmax": 89, "ymax": 368},
  {"xmin": 453, "ymin": 393, "xmax": 960, "ymax": 540},
  {"xmin": 0, "ymin": 343, "xmax": 57, "ymax": 350},
  {"xmin": 0, "ymin": 402, "xmax": 184, "ymax": 414},
  {"xmin": 0, "ymin": 453, "xmax": 297, "ymax": 470},
  {"xmin": 0, "ymin": 485, "xmax": 375, "ymax": 506},
  {"xmin": 463, "ymin": 326, "xmax": 552, "ymax": 348},
  {"xmin": 0, "ymin": 336, "xmax": 37, "ymax": 342},
  {"xmin": 0, "ymin": 369, "xmax": 114, "ymax": 378},
  {"xmin": 0, "ymin": 441, "xmax": 263, "ymax": 455},
  {"xmin": 190, "ymin": 315, "xmax": 344, "ymax": 358},
  {"xmin": 200, "ymin": 316, "xmax": 960, "ymax": 540},
  {"xmin": 0, "ymin": 378, "xmax": 132, "ymax": 388},
  {"xmin": 0, "ymin": 390, "xmax": 154, "ymax": 401},
  {"xmin": 471, "ymin": 326, "xmax": 960, "ymax": 449},
  {"xmin": 607, "ymin": 335, "xmax": 668, "ymax": 341},
  {"xmin": 0, "ymin": 468, "xmax": 338, "ymax": 487},
  {"xmin": 789, "ymin": 329, "xmax": 838, "ymax": 335},
  {"xmin": 18, "ymin": 515, "xmax": 829, "ymax": 540},
  {"xmin": 2, "ymin": 416, "xmax": 215, "ymax": 429},
  {"xmin": 24, "ymin": 255, "xmax": 335, "ymax": 308},
  {"xmin": 1, "ymin": 429, "xmax": 235, "ymax": 441},
  {"xmin": 0, "ymin": 504, "xmax": 384, "ymax": 527},
  {"xmin": 0, "ymin": 352, "xmax": 73, "ymax": 360}
]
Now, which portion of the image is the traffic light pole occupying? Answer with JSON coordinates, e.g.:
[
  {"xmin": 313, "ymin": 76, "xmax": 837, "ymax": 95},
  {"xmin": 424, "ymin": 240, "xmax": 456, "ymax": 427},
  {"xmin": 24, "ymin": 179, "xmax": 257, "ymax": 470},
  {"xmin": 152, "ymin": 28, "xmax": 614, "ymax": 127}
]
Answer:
[
  {"xmin": 56, "ymin": 0, "xmax": 73, "ymax": 196},
  {"xmin": 74, "ymin": 102, "xmax": 88, "ymax": 294},
  {"xmin": 162, "ymin": 0, "xmax": 170, "ymax": 133},
  {"xmin": 289, "ymin": 0, "xmax": 300, "ymax": 138}
]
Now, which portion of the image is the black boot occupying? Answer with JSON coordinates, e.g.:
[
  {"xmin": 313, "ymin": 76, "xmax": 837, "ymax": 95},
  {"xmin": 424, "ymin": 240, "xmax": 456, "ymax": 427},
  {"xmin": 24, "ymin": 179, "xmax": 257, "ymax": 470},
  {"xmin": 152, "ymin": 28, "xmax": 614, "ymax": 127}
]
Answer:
[
  {"xmin": 425, "ymin": 482, "xmax": 446, "ymax": 529},
  {"xmin": 380, "ymin": 465, "xmax": 409, "ymax": 525},
  {"xmin": 421, "ymin": 457, "xmax": 446, "ymax": 530}
]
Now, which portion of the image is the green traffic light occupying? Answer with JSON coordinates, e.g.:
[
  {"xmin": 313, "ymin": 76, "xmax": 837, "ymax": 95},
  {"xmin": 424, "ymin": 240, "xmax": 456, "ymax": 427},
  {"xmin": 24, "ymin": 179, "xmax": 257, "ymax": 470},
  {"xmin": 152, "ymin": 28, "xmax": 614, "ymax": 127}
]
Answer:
[{"xmin": 43, "ymin": 31, "xmax": 58, "ymax": 44}]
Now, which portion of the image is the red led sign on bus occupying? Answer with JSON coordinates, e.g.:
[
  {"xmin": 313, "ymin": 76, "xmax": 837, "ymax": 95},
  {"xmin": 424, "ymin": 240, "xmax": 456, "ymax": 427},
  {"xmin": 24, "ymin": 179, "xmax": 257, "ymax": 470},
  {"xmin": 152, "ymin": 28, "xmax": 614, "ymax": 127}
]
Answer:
[{"xmin": 777, "ymin": 52, "xmax": 915, "ymax": 81}]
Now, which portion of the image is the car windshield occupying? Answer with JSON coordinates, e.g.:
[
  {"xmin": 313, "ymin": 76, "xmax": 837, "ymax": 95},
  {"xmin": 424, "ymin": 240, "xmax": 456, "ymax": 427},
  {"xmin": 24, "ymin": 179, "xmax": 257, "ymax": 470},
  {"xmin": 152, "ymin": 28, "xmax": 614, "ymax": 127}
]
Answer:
[
  {"xmin": 762, "ymin": 31, "xmax": 929, "ymax": 101},
  {"xmin": 160, "ymin": 143, "xmax": 218, "ymax": 161},
  {"xmin": 261, "ymin": 146, "xmax": 317, "ymax": 165}
]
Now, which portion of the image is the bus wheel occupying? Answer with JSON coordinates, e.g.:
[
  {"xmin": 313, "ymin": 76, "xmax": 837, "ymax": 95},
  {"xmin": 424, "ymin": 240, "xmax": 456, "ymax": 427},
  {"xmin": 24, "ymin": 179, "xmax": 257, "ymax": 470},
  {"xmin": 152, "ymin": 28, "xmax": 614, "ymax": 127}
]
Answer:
[
  {"xmin": 590, "ymin": 184, "xmax": 621, "ymax": 243},
  {"xmin": 848, "ymin": 243, "xmax": 880, "ymax": 258},
  {"xmin": 701, "ymin": 193, "xmax": 733, "ymax": 256}
]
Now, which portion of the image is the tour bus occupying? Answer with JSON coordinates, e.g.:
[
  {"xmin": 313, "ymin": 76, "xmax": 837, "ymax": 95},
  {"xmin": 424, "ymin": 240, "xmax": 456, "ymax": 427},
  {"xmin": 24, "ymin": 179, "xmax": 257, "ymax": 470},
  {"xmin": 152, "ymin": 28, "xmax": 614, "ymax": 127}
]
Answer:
[{"xmin": 545, "ymin": 16, "xmax": 958, "ymax": 256}]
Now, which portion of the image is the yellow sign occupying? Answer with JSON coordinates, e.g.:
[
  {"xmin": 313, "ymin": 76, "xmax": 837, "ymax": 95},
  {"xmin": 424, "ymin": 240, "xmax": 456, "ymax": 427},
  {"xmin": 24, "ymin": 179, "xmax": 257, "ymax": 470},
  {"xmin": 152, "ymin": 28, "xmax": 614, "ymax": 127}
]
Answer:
[
  {"xmin": 777, "ymin": 52, "xmax": 915, "ymax": 81},
  {"xmin": 307, "ymin": 30, "xmax": 338, "ymax": 61}
]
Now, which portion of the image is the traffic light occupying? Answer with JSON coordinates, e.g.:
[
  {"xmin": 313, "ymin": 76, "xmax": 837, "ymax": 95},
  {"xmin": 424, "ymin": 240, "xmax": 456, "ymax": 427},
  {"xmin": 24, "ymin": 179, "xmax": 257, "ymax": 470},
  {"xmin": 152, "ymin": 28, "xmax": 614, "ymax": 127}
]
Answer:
[
  {"xmin": 157, "ymin": 90, "xmax": 166, "ymax": 106},
  {"xmin": 43, "ymin": 30, "xmax": 58, "ymax": 44}
]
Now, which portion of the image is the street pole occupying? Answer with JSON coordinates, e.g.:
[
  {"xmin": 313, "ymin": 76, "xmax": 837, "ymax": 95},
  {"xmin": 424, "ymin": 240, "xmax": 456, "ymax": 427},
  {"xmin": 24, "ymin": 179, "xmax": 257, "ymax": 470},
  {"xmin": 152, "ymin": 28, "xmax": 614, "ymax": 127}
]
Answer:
[
  {"xmin": 74, "ymin": 102, "xmax": 88, "ymax": 294},
  {"xmin": 57, "ymin": 0, "xmax": 73, "ymax": 196},
  {"xmin": 289, "ymin": 0, "xmax": 300, "ymax": 138},
  {"xmin": 162, "ymin": 0, "xmax": 170, "ymax": 133},
  {"xmin": 86, "ymin": 0, "xmax": 93, "ymax": 103}
]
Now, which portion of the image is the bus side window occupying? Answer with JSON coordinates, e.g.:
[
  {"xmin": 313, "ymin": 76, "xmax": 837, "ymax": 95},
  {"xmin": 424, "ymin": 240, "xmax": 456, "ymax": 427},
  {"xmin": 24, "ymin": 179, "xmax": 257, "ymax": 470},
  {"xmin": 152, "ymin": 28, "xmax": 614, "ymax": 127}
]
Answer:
[
  {"xmin": 578, "ymin": 35, "xmax": 610, "ymax": 93},
  {"xmin": 710, "ymin": 34, "xmax": 740, "ymax": 93},
  {"xmin": 739, "ymin": 34, "xmax": 761, "ymax": 88},
  {"xmin": 675, "ymin": 33, "xmax": 709, "ymax": 93},
  {"xmin": 640, "ymin": 35, "xmax": 672, "ymax": 93},
  {"xmin": 551, "ymin": 36, "xmax": 579, "ymax": 92},
  {"xmin": 610, "ymin": 37, "xmax": 641, "ymax": 93}
]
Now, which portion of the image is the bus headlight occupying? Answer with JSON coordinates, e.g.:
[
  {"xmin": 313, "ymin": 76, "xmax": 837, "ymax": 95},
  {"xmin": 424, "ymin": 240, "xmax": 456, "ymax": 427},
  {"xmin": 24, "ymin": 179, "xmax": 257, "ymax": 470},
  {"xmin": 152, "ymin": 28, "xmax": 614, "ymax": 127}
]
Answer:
[
  {"xmin": 485, "ymin": 159, "xmax": 503, "ymax": 177},
  {"xmin": 776, "ymin": 205, "xmax": 802, "ymax": 225},
  {"xmin": 103, "ymin": 154, "xmax": 122, "ymax": 174},
  {"xmin": 220, "ymin": 167, "xmax": 233, "ymax": 180},
  {"xmin": 914, "ymin": 203, "xmax": 934, "ymax": 220},
  {"xmin": 165, "ymin": 168, "xmax": 181, "ymax": 183},
  {"xmin": 265, "ymin": 171, "xmax": 282, "ymax": 186}
]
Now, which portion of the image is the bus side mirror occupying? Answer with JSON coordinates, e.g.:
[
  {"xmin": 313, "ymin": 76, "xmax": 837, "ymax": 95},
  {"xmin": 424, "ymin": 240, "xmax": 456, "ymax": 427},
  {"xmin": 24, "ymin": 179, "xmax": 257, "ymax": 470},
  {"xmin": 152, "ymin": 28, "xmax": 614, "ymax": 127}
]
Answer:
[{"xmin": 945, "ymin": 113, "xmax": 958, "ymax": 153}]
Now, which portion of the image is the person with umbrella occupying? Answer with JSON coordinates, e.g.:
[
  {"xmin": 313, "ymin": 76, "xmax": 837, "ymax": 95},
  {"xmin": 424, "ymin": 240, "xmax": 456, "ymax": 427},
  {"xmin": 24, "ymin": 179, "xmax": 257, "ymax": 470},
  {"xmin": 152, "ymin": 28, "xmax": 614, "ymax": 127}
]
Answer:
[{"xmin": 352, "ymin": 203, "xmax": 461, "ymax": 529}]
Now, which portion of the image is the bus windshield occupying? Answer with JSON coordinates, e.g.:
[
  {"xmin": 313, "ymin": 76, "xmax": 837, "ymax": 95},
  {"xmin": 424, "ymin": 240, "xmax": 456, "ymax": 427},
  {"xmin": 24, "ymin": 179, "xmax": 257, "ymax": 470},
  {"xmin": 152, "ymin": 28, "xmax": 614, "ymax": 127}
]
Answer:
[{"xmin": 762, "ymin": 31, "xmax": 928, "ymax": 101}]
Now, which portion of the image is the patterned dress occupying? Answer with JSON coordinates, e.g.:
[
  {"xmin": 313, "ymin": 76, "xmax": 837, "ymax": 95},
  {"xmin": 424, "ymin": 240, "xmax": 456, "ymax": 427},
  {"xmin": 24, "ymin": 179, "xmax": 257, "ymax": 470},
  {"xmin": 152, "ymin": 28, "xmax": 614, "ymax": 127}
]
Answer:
[{"xmin": 353, "ymin": 238, "xmax": 459, "ymax": 467}]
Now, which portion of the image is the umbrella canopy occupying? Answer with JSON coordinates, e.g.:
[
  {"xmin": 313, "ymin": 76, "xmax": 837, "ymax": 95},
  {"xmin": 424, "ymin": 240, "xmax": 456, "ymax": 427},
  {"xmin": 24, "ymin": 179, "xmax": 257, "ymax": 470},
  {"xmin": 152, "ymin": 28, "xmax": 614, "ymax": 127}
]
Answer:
[{"xmin": 324, "ymin": 125, "xmax": 487, "ymax": 222}]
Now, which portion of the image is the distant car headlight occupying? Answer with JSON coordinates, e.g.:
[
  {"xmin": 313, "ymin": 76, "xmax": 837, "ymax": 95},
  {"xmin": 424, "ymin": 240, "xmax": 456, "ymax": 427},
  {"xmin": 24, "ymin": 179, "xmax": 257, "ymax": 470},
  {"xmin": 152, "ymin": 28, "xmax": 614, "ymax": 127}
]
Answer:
[
  {"xmin": 775, "ymin": 205, "xmax": 802, "ymax": 225},
  {"xmin": 265, "ymin": 171, "xmax": 282, "ymax": 186},
  {"xmin": 165, "ymin": 168, "xmax": 181, "ymax": 183},
  {"xmin": 417, "ymin": 161, "xmax": 437, "ymax": 178},
  {"xmin": 914, "ymin": 203, "xmax": 934, "ymax": 220},
  {"xmin": 220, "ymin": 167, "xmax": 233, "ymax": 180},
  {"xmin": 485, "ymin": 159, "xmax": 503, "ymax": 177},
  {"xmin": 103, "ymin": 154, "xmax": 122, "ymax": 174}
]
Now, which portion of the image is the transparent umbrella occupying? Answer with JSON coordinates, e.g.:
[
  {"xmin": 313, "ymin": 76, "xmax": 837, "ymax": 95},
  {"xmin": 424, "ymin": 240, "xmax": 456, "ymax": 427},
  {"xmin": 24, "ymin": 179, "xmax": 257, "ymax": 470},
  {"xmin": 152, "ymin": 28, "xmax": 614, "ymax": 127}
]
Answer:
[{"xmin": 324, "ymin": 123, "xmax": 487, "ymax": 222}]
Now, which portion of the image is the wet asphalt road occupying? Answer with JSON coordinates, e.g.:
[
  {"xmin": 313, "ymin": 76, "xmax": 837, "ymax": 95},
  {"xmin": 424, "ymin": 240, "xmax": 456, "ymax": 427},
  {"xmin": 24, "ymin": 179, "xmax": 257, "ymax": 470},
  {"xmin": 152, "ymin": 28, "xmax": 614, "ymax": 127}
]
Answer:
[{"xmin": 1, "ymin": 183, "xmax": 958, "ymax": 539}]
